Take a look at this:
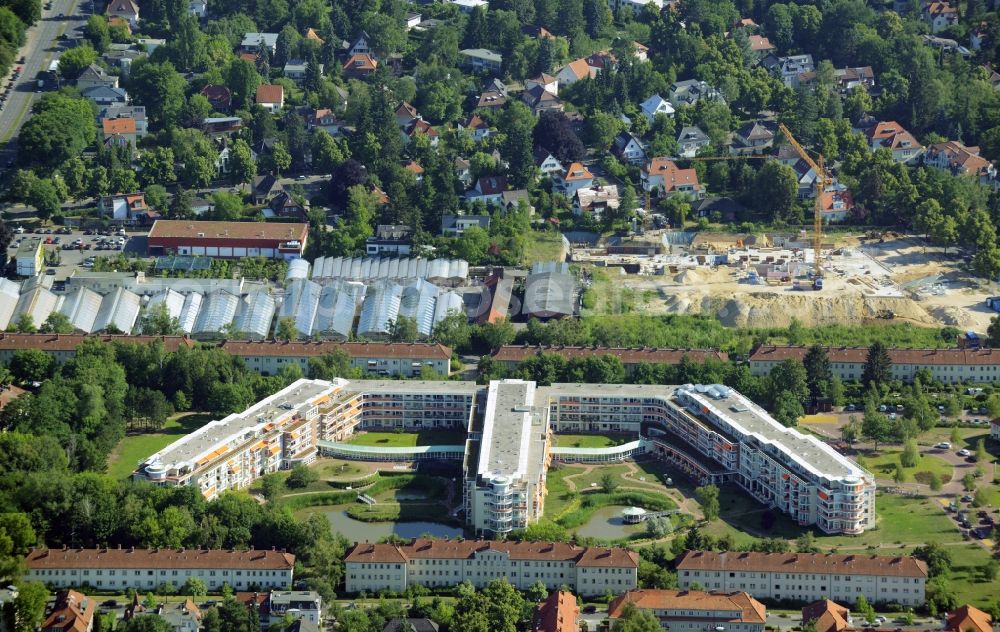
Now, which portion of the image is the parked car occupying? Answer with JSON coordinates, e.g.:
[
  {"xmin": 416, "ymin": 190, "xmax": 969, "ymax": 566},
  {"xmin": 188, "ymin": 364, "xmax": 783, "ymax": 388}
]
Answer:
[
  {"xmin": 962, "ymin": 494, "xmax": 975, "ymax": 502},
  {"xmin": 935, "ymin": 442, "xmax": 951, "ymax": 449},
  {"xmin": 958, "ymin": 449, "xmax": 971, "ymax": 457}
]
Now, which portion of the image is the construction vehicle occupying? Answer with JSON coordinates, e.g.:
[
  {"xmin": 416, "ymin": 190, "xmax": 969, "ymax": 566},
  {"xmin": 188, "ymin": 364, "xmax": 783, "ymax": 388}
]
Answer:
[{"xmin": 776, "ymin": 123, "xmax": 829, "ymax": 290}]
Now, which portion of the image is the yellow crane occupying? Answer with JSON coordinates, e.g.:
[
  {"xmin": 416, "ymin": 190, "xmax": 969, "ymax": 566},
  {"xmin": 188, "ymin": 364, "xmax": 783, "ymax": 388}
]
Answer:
[{"xmin": 777, "ymin": 122, "xmax": 830, "ymax": 289}]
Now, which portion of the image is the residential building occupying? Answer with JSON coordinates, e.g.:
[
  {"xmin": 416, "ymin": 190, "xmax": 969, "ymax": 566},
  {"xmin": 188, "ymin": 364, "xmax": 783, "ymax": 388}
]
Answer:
[
  {"xmin": 394, "ymin": 102, "xmax": 419, "ymax": 128},
  {"xmin": 221, "ymin": 341, "xmax": 453, "ymax": 377},
  {"xmin": 146, "ymin": 220, "xmax": 308, "ymax": 259},
  {"xmin": 820, "ymin": 186, "xmax": 855, "ymax": 222},
  {"xmin": 608, "ymin": 0, "xmax": 665, "ymax": 15},
  {"xmin": 402, "ymin": 118, "xmax": 439, "ymax": 146},
  {"xmin": 761, "ymin": 54, "xmax": 814, "ymax": 87},
  {"xmin": 42, "ymin": 590, "xmax": 95, "ymax": 632},
  {"xmin": 533, "ymin": 591, "xmax": 578, "ymax": 632},
  {"xmin": 458, "ymin": 114, "xmax": 491, "ymax": 142},
  {"xmin": 834, "ymin": 66, "xmax": 875, "ymax": 93},
  {"xmin": 675, "ymin": 551, "xmax": 927, "ymax": 607},
  {"xmin": 691, "ymin": 197, "xmax": 746, "ymax": 221},
  {"xmin": 305, "ymin": 108, "xmax": 341, "ymax": 136},
  {"xmin": 346, "ymin": 32, "xmax": 372, "ymax": 57},
  {"xmin": 252, "ymin": 174, "xmax": 281, "ymax": 205},
  {"xmin": 477, "ymin": 89, "xmax": 508, "ymax": 110},
  {"xmin": 255, "ymin": 84, "xmax": 284, "ymax": 112},
  {"xmin": 865, "ymin": 121, "xmax": 923, "ymax": 163},
  {"xmin": 448, "ymin": 0, "xmax": 488, "ymax": 14},
  {"xmin": 573, "ymin": 184, "xmax": 620, "ymax": 218},
  {"xmin": 342, "ymin": 53, "xmax": 378, "ymax": 78},
  {"xmin": 77, "ymin": 64, "xmax": 118, "ymax": 91},
  {"xmin": 491, "ymin": 345, "xmax": 729, "ymax": 375},
  {"xmin": 25, "ymin": 548, "xmax": 294, "ymax": 592},
  {"xmin": 534, "ymin": 148, "xmax": 563, "ymax": 176},
  {"xmin": 344, "ymin": 539, "xmax": 639, "ymax": 596},
  {"xmin": 677, "ymin": 126, "xmax": 711, "ymax": 158},
  {"xmin": 555, "ymin": 59, "xmax": 594, "ymax": 87},
  {"xmin": 945, "ymin": 605, "xmax": 993, "ymax": 632},
  {"xmin": 15, "ymin": 238, "xmax": 43, "ymax": 276},
  {"xmin": 639, "ymin": 94, "xmax": 675, "ymax": 121},
  {"xmin": 283, "ymin": 59, "xmax": 323, "ymax": 83},
  {"xmin": 467, "ymin": 175, "xmax": 509, "ymax": 205},
  {"xmin": 265, "ymin": 591, "xmax": 322, "ymax": 626},
  {"xmin": 459, "ymin": 48, "xmax": 502, "ymax": 73},
  {"xmin": 241, "ymin": 32, "xmax": 279, "ymax": 54},
  {"xmin": 501, "ymin": 189, "xmax": 533, "ymax": 213},
  {"xmin": 521, "ymin": 85, "xmax": 563, "ymax": 115},
  {"xmin": 204, "ymin": 117, "xmax": 243, "ymax": 139},
  {"xmin": 609, "ymin": 589, "xmax": 765, "ymax": 632},
  {"xmin": 188, "ymin": 0, "xmax": 206, "ymax": 17},
  {"xmin": 101, "ymin": 117, "xmax": 137, "ymax": 146},
  {"xmin": 553, "ymin": 162, "xmax": 594, "ymax": 196},
  {"xmin": 383, "ymin": 620, "xmax": 437, "ymax": 632},
  {"xmin": 0, "ymin": 334, "xmax": 195, "ymax": 365},
  {"xmin": 106, "ymin": 0, "xmax": 139, "ymax": 26},
  {"xmin": 129, "ymin": 600, "xmax": 201, "ymax": 632},
  {"xmin": 82, "ymin": 85, "xmax": 128, "ymax": 106},
  {"xmin": 99, "ymin": 105, "xmax": 147, "ymax": 136},
  {"xmin": 802, "ymin": 600, "xmax": 851, "ymax": 632},
  {"xmin": 992, "ymin": 418, "xmax": 1000, "ymax": 440},
  {"xmin": 441, "ymin": 214, "xmax": 490, "ymax": 236},
  {"xmin": 747, "ymin": 35, "xmax": 776, "ymax": 56},
  {"xmin": 669, "ymin": 79, "xmax": 724, "ymax": 106},
  {"xmin": 750, "ymin": 345, "xmax": 1000, "ymax": 384},
  {"xmin": 525, "ymin": 73, "xmax": 558, "ymax": 97},
  {"xmin": 632, "ymin": 41, "xmax": 649, "ymax": 62},
  {"xmin": 98, "ymin": 193, "xmax": 149, "ymax": 224},
  {"xmin": 611, "ymin": 131, "xmax": 646, "ymax": 164},
  {"xmin": 365, "ymin": 224, "xmax": 412, "ymax": 256},
  {"xmin": 923, "ymin": 1, "xmax": 958, "ymax": 33},
  {"xmin": 730, "ymin": 121, "xmax": 775, "ymax": 154},
  {"xmin": 641, "ymin": 157, "xmax": 703, "ymax": 198},
  {"xmin": 925, "ymin": 140, "xmax": 997, "ymax": 185},
  {"xmin": 268, "ymin": 191, "xmax": 307, "ymax": 221},
  {"xmin": 405, "ymin": 12, "xmax": 422, "ymax": 30}
]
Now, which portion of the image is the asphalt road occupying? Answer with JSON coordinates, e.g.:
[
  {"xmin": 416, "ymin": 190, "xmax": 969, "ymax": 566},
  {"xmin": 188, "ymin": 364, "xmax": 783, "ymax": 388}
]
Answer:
[{"xmin": 0, "ymin": 0, "xmax": 89, "ymax": 167}]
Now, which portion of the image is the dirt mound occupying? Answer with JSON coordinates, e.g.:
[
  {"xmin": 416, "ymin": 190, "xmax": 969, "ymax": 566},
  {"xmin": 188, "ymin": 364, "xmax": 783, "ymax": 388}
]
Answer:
[
  {"xmin": 925, "ymin": 305, "xmax": 979, "ymax": 329},
  {"xmin": 686, "ymin": 292, "xmax": 938, "ymax": 328}
]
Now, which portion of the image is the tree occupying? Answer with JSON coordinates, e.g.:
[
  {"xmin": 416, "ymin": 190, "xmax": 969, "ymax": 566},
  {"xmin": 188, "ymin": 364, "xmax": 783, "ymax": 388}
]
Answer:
[
  {"xmin": 975, "ymin": 439, "xmax": 989, "ymax": 464},
  {"xmin": 900, "ymin": 439, "xmax": 919, "ymax": 469},
  {"xmin": 9, "ymin": 348, "xmax": 55, "ymax": 383},
  {"xmin": 796, "ymin": 531, "xmax": 819, "ymax": 553},
  {"xmin": 169, "ymin": 187, "xmax": 194, "ymax": 219},
  {"xmin": 57, "ymin": 44, "xmax": 97, "ymax": 81},
  {"xmin": 142, "ymin": 303, "xmax": 181, "ymax": 335},
  {"xmin": 988, "ymin": 315, "xmax": 1000, "ymax": 348},
  {"xmin": 913, "ymin": 542, "xmax": 951, "ymax": 577},
  {"xmin": 307, "ymin": 350, "xmax": 356, "ymax": 380},
  {"xmin": 389, "ymin": 316, "xmax": 419, "ymax": 343},
  {"xmin": 181, "ymin": 577, "xmax": 207, "ymax": 596},
  {"xmin": 772, "ymin": 391, "xmax": 804, "ymax": 427},
  {"xmin": 270, "ymin": 141, "xmax": 291, "ymax": 175},
  {"xmin": 18, "ymin": 96, "xmax": 96, "ymax": 170},
  {"xmin": 128, "ymin": 60, "xmax": 187, "ymax": 128},
  {"xmin": 285, "ymin": 464, "xmax": 318, "ymax": 489},
  {"xmin": 3, "ymin": 581, "xmax": 47, "ymax": 632},
  {"xmin": 208, "ymin": 191, "xmax": 244, "ymax": 221},
  {"xmin": 855, "ymin": 595, "xmax": 876, "ymax": 624},
  {"xmin": 228, "ymin": 139, "xmax": 256, "ymax": 189},
  {"xmin": 533, "ymin": 111, "xmax": 585, "ymax": 163},
  {"xmin": 224, "ymin": 58, "xmax": 261, "ymax": 108},
  {"xmin": 695, "ymin": 485, "xmax": 720, "ymax": 521},
  {"xmin": 963, "ymin": 472, "xmax": 976, "ymax": 492},
  {"xmin": 861, "ymin": 399, "xmax": 892, "ymax": 451},
  {"xmin": 862, "ymin": 342, "xmax": 892, "ymax": 389},
  {"xmin": 275, "ymin": 316, "xmax": 298, "ymax": 342},
  {"xmin": 842, "ymin": 416, "xmax": 860, "ymax": 444},
  {"xmin": 600, "ymin": 472, "xmax": 619, "ymax": 493},
  {"xmin": 499, "ymin": 102, "xmax": 536, "ymax": 188},
  {"xmin": 525, "ymin": 581, "xmax": 548, "ymax": 603},
  {"xmin": 751, "ymin": 161, "xmax": 797, "ymax": 223},
  {"xmin": 610, "ymin": 603, "xmax": 662, "ymax": 632},
  {"xmin": 258, "ymin": 473, "xmax": 283, "ymax": 502},
  {"xmin": 802, "ymin": 345, "xmax": 831, "ymax": 399},
  {"xmin": 928, "ymin": 472, "xmax": 942, "ymax": 491},
  {"xmin": 40, "ymin": 311, "xmax": 73, "ymax": 334}
]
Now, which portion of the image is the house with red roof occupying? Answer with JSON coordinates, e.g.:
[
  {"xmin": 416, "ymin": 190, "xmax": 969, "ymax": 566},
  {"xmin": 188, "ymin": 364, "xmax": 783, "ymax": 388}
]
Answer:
[
  {"xmin": 255, "ymin": 84, "xmax": 284, "ymax": 112},
  {"xmin": 532, "ymin": 591, "xmax": 578, "ymax": 632},
  {"xmin": 641, "ymin": 157, "xmax": 704, "ymax": 199},
  {"xmin": 866, "ymin": 120, "xmax": 923, "ymax": 163},
  {"xmin": 553, "ymin": 162, "xmax": 594, "ymax": 196},
  {"xmin": 342, "ymin": 53, "xmax": 377, "ymax": 78},
  {"xmin": 923, "ymin": 1, "xmax": 959, "ymax": 33},
  {"xmin": 925, "ymin": 140, "xmax": 998, "ymax": 186},
  {"xmin": 555, "ymin": 58, "xmax": 595, "ymax": 88},
  {"xmin": 944, "ymin": 605, "xmax": 992, "ymax": 632}
]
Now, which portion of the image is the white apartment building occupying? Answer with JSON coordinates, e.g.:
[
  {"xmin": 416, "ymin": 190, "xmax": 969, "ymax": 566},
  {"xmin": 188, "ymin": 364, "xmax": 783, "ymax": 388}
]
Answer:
[
  {"xmin": 750, "ymin": 345, "xmax": 1000, "ymax": 384},
  {"xmin": 608, "ymin": 589, "xmax": 766, "ymax": 632},
  {"xmin": 24, "ymin": 547, "xmax": 294, "ymax": 592},
  {"xmin": 264, "ymin": 591, "xmax": 322, "ymax": 625},
  {"xmin": 344, "ymin": 539, "xmax": 638, "ymax": 596},
  {"xmin": 676, "ymin": 551, "xmax": 928, "ymax": 607},
  {"xmin": 219, "ymin": 340, "xmax": 453, "ymax": 377},
  {"xmin": 464, "ymin": 380, "xmax": 551, "ymax": 536}
]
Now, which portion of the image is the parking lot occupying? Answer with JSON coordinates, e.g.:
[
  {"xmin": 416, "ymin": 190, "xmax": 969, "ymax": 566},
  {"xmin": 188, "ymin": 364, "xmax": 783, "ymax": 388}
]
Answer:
[{"xmin": 10, "ymin": 226, "xmax": 147, "ymax": 281}]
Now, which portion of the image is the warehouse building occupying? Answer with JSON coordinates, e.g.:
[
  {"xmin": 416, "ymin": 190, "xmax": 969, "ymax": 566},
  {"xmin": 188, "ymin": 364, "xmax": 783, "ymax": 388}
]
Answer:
[
  {"xmin": 25, "ymin": 547, "xmax": 294, "ymax": 592},
  {"xmin": 608, "ymin": 589, "xmax": 766, "ymax": 632},
  {"xmin": 311, "ymin": 256, "xmax": 469, "ymax": 287},
  {"xmin": 147, "ymin": 220, "xmax": 308, "ymax": 260},
  {"xmin": 750, "ymin": 345, "xmax": 1000, "ymax": 384},
  {"xmin": 492, "ymin": 345, "xmax": 730, "ymax": 374},
  {"xmin": 344, "ymin": 539, "xmax": 639, "ymax": 596},
  {"xmin": 522, "ymin": 263, "xmax": 575, "ymax": 320},
  {"xmin": 15, "ymin": 238, "xmax": 44, "ymax": 276},
  {"xmin": 675, "ymin": 551, "xmax": 927, "ymax": 607},
  {"xmin": 220, "ymin": 340, "xmax": 453, "ymax": 376}
]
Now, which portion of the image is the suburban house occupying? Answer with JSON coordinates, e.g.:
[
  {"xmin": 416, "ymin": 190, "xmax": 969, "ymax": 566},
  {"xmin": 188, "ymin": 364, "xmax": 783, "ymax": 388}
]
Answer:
[
  {"xmin": 252, "ymin": 174, "xmax": 281, "ymax": 205},
  {"xmin": 669, "ymin": 79, "xmax": 724, "ymax": 106},
  {"xmin": 521, "ymin": 85, "xmax": 563, "ymax": 115},
  {"xmin": 608, "ymin": 0, "xmax": 665, "ymax": 15},
  {"xmin": 42, "ymin": 590, "xmax": 95, "ymax": 632},
  {"xmin": 639, "ymin": 94, "xmax": 675, "ymax": 121},
  {"xmin": 106, "ymin": 0, "xmax": 140, "ymax": 26},
  {"xmin": 454, "ymin": 157, "xmax": 472, "ymax": 186},
  {"xmin": 365, "ymin": 224, "xmax": 412, "ymax": 256},
  {"xmin": 642, "ymin": 157, "xmax": 703, "ymax": 199},
  {"xmin": 441, "ymin": 214, "xmax": 490, "ymax": 236},
  {"xmin": 923, "ymin": 1, "xmax": 959, "ymax": 33},
  {"xmin": 188, "ymin": 0, "xmax": 206, "ymax": 17},
  {"xmin": 944, "ymin": 605, "xmax": 992, "ymax": 632},
  {"xmin": 467, "ymin": 176, "xmax": 509, "ymax": 205},
  {"xmin": 241, "ymin": 32, "xmax": 278, "ymax": 54},
  {"xmin": 283, "ymin": 59, "xmax": 323, "ymax": 82},
  {"xmin": 200, "ymin": 84, "xmax": 232, "ymax": 111},
  {"xmin": 532, "ymin": 591, "xmax": 578, "ymax": 632},
  {"xmin": 834, "ymin": 66, "xmax": 876, "ymax": 93},
  {"xmin": 525, "ymin": 73, "xmax": 558, "ymax": 96},
  {"xmin": 747, "ymin": 35, "xmax": 776, "ymax": 56},
  {"xmin": 534, "ymin": 148, "xmax": 563, "ymax": 177},
  {"xmin": 820, "ymin": 186, "xmax": 855, "ymax": 222},
  {"xmin": 202, "ymin": 117, "xmax": 242, "ymax": 138},
  {"xmin": 342, "ymin": 53, "xmax": 378, "ymax": 78},
  {"xmin": 608, "ymin": 590, "xmax": 766, "ymax": 632},
  {"xmin": 611, "ymin": 131, "xmax": 647, "ymax": 165},
  {"xmin": 395, "ymin": 102, "xmax": 420, "ymax": 128},
  {"xmin": 801, "ymin": 600, "xmax": 851, "ymax": 632},
  {"xmin": 555, "ymin": 58, "xmax": 595, "ymax": 87},
  {"xmin": 346, "ymin": 32, "xmax": 372, "ymax": 57},
  {"xmin": 553, "ymin": 162, "xmax": 594, "ymax": 196},
  {"xmin": 924, "ymin": 140, "xmax": 997, "ymax": 185},
  {"xmin": 76, "ymin": 64, "xmax": 118, "ymax": 91},
  {"xmin": 102, "ymin": 117, "xmax": 138, "ymax": 148},
  {"xmin": 677, "ymin": 126, "xmax": 711, "ymax": 158},
  {"xmin": 402, "ymin": 118, "xmax": 439, "ymax": 146},
  {"xmin": 761, "ymin": 53, "xmax": 814, "ymax": 87},
  {"xmin": 458, "ymin": 114, "xmax": 491, "ymax": 142},
  {"xmin": 402, "ymin": 160, "xmax": 424, "ymax": 183},
  {"xmin": 268, "ymin": 191, "xmax": 307, "ymax": 221},
  {"xmin": 99, "ymin": 105, "xmax": 147, "ymax": 136},
  {"xmin": 573, "ymin": 184, "xmax": 620, "ymax": 218},
  {"xmin": 729, "ymin": 121, "xmax": 775, "ymax": 154},
  {"xmin": 865, "ymin": 120, "xmax": 924, "ymax": 163},
  {"xmin": 83, "ymin": 85, "xmax": 128, "ymax": 106},
  {"xmin": 255, "ymin": 84, "xmax": 284, "ymax": 112},
  {"xmin": 501, "ymin": 189, "xmax": 533, "ymax": 213},
  {"xmin": 448, "ymin": 0, "xmax": 487, "ymax": 12},
  {"xmin": 459, "ymin": 48, "xmax": 502, "ymax": 73},
  {"xmin": 99, "ymin": 193, "xmax": 150, "ymax": 223},
  {"xmin": 477, "ymin": 89, "xmax": 508, "ymax": 110}
]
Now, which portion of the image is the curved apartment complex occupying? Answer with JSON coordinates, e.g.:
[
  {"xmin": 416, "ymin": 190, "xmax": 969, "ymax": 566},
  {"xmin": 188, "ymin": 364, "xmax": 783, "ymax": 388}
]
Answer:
[{"xmin": 134, "ymin": 378, "xmax": 875, "ymax": 536}]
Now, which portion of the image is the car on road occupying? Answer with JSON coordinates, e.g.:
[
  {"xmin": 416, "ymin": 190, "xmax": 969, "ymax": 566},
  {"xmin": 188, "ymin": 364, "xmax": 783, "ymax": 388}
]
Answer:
[
  {"xmin": 962, "ymin": 494, "xmax": 974, "ymax": 502},
  {"xmin": 935, "ymin": 442, "xmax": 951, "ymax": 449},
  {"xmin": 845, "ymin": 404, "xmax": 856, "ymax": 411},
  {"xmin": 958, "ymin": 448, "xmax": 971, "ymax": 457},
  {"xmin": 582, "ymin": 605, "xmax": 597, "ymax": 614}
]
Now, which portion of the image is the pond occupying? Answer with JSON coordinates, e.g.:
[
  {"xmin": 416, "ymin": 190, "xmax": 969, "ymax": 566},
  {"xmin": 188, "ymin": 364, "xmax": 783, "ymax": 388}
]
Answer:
[
  {"xmin": 572, "ymin": 505, "xmax": 645, "ymax": 540},
  {"xmin": 314, "ymin": 508, "xmax": 464, "ymax": 542}
]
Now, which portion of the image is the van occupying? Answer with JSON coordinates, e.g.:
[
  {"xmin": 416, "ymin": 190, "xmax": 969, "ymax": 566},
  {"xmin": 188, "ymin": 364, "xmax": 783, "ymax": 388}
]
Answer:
[{"xmin": 14, "ymin": 226, "xmax": 24, "ymax": 234}]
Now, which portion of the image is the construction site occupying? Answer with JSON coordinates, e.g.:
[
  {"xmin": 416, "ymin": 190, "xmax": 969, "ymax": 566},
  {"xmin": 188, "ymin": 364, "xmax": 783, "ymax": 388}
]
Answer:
[{"xmin": 573, "ymin": 230, "xmax": 1000, "ymax": 331}]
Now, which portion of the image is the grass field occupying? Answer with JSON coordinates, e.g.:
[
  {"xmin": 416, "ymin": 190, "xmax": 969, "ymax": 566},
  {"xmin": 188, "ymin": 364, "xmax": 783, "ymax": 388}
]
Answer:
[
  {"xmin": 552, "ymin": 433, "xmax": 633, "ymax": 448},
  {"xmin": 522, "ymin": 230, "xmax": 566, "ymax": 266},
  {"xmin": 106, "ymin": 414, "xmax": 213, "ymax": 480},
  {"xmin": 863, "ymin": 451, "xmax": 953, "ymax": 485},
  {"xmin": 345, "ymin": 430, "xmax": 469, "ymax": 447}
]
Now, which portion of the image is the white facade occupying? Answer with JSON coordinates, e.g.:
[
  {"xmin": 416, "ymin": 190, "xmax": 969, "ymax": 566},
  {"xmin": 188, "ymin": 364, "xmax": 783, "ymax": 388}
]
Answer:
[{"xmin": 15, "ymin": 239, "xmax": 43, "ymax": 277}]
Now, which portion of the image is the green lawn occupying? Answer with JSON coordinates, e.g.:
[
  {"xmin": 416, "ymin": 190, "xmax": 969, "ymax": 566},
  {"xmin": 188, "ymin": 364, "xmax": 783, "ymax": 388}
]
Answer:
[
  {"xmin": 552, "ymin": 433, "xmax": 633, "ymax": 448},
  {"xmin": 345, "ymin": 430, "xmax": 468, "ymax": 447},
  {"xmin": 863, "ymin": 450, "xmax": 954, "ymax": 485},
  {"xmin": 106, "ymin": 414, "xmax": 213, "ymax": 480},
  {"xmin": 522, "ymin": 230, "xmax": 566, "ymax": 266}
]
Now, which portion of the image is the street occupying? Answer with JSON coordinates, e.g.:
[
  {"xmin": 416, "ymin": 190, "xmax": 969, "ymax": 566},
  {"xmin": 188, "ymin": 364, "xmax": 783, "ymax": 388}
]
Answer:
[{"xmin": 0, "ymin": 0, "xmax": 89, "ymax": 167}]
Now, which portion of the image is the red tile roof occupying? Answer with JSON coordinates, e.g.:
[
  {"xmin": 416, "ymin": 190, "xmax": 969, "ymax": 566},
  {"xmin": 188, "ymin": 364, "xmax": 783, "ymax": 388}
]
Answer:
[
  {"xmin": 803, "ymin": 600, "xmax": 850, "ymax": 632},
  {"xmin": 560, "ymin": 58, "xmax": 593, "ymax": 81},
  {"xmin": 148, "ymin": 220, "xmax": 307, "ymax": 242},
  {"xmin": 676, "ymin": 551, "xmax": 927, "ymax": 578},
  {"xmin": 102, "ymin": 118, "xmax": 136, "ymax": 135},
  {"xmin": 346, "ymin": 539, "xmax": 639, "ymax": 568},
  {"xmin": 220, "ymin": 340, "xmax": 452, "ymax": 360},
  {"xmin": 343, "ymin": 53, "xmax": 378, "ymax": 73},
  {"xmin": 750, "ymin": 345, "xmax": 1000, "ymax": 367},
  {"xmin": 255, "ymin": 84, "xmax": 284, "ymax": 104},
  {"xmin": 0, "ymin": 333, "xmax": 196, "ymax": 353},
  {"xmin": 561, "ymin": 162, "xmax": 593, "ymax": 182},
  {"xmin": 43, "ymin": 590, "xmax": 95, "ymax": 632},
  {"xmin": 945, "ymin": 605, "xmax": 992, "ymax": 632},
  {"xmin": 26, "ymin": 547, "xmax": 295, "ymax": 570},
  {"xmin": 533, "ymin": 591, "xmax": 579, "ymax": 632},
  {"xmin": 492, "ymin": 345, "xmax": 728, "ymax": 365},
  {"xmin": 644, "ymin": 158, "xmax": 700, "ymax": 193},
  {"xmin": 608, "ymin": 590, "xmax": 766, "ymax": 624}
]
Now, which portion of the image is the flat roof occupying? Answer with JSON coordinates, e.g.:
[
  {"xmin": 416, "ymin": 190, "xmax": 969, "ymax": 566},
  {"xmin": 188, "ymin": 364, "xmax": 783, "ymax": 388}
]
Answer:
[
  {"xmin": 148, "ymin": 220, "xmax": 308, "ymax": 242},
  {"xmin": 478, "ymin": 380, "xmax": 548, "ymax": 484}
]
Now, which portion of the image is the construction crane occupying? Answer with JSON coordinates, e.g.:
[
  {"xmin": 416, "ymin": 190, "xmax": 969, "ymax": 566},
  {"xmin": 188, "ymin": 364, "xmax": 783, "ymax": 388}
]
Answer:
[{"xmin": 777, "ymin": 122, "xmax": 830, "ymax": 290}]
